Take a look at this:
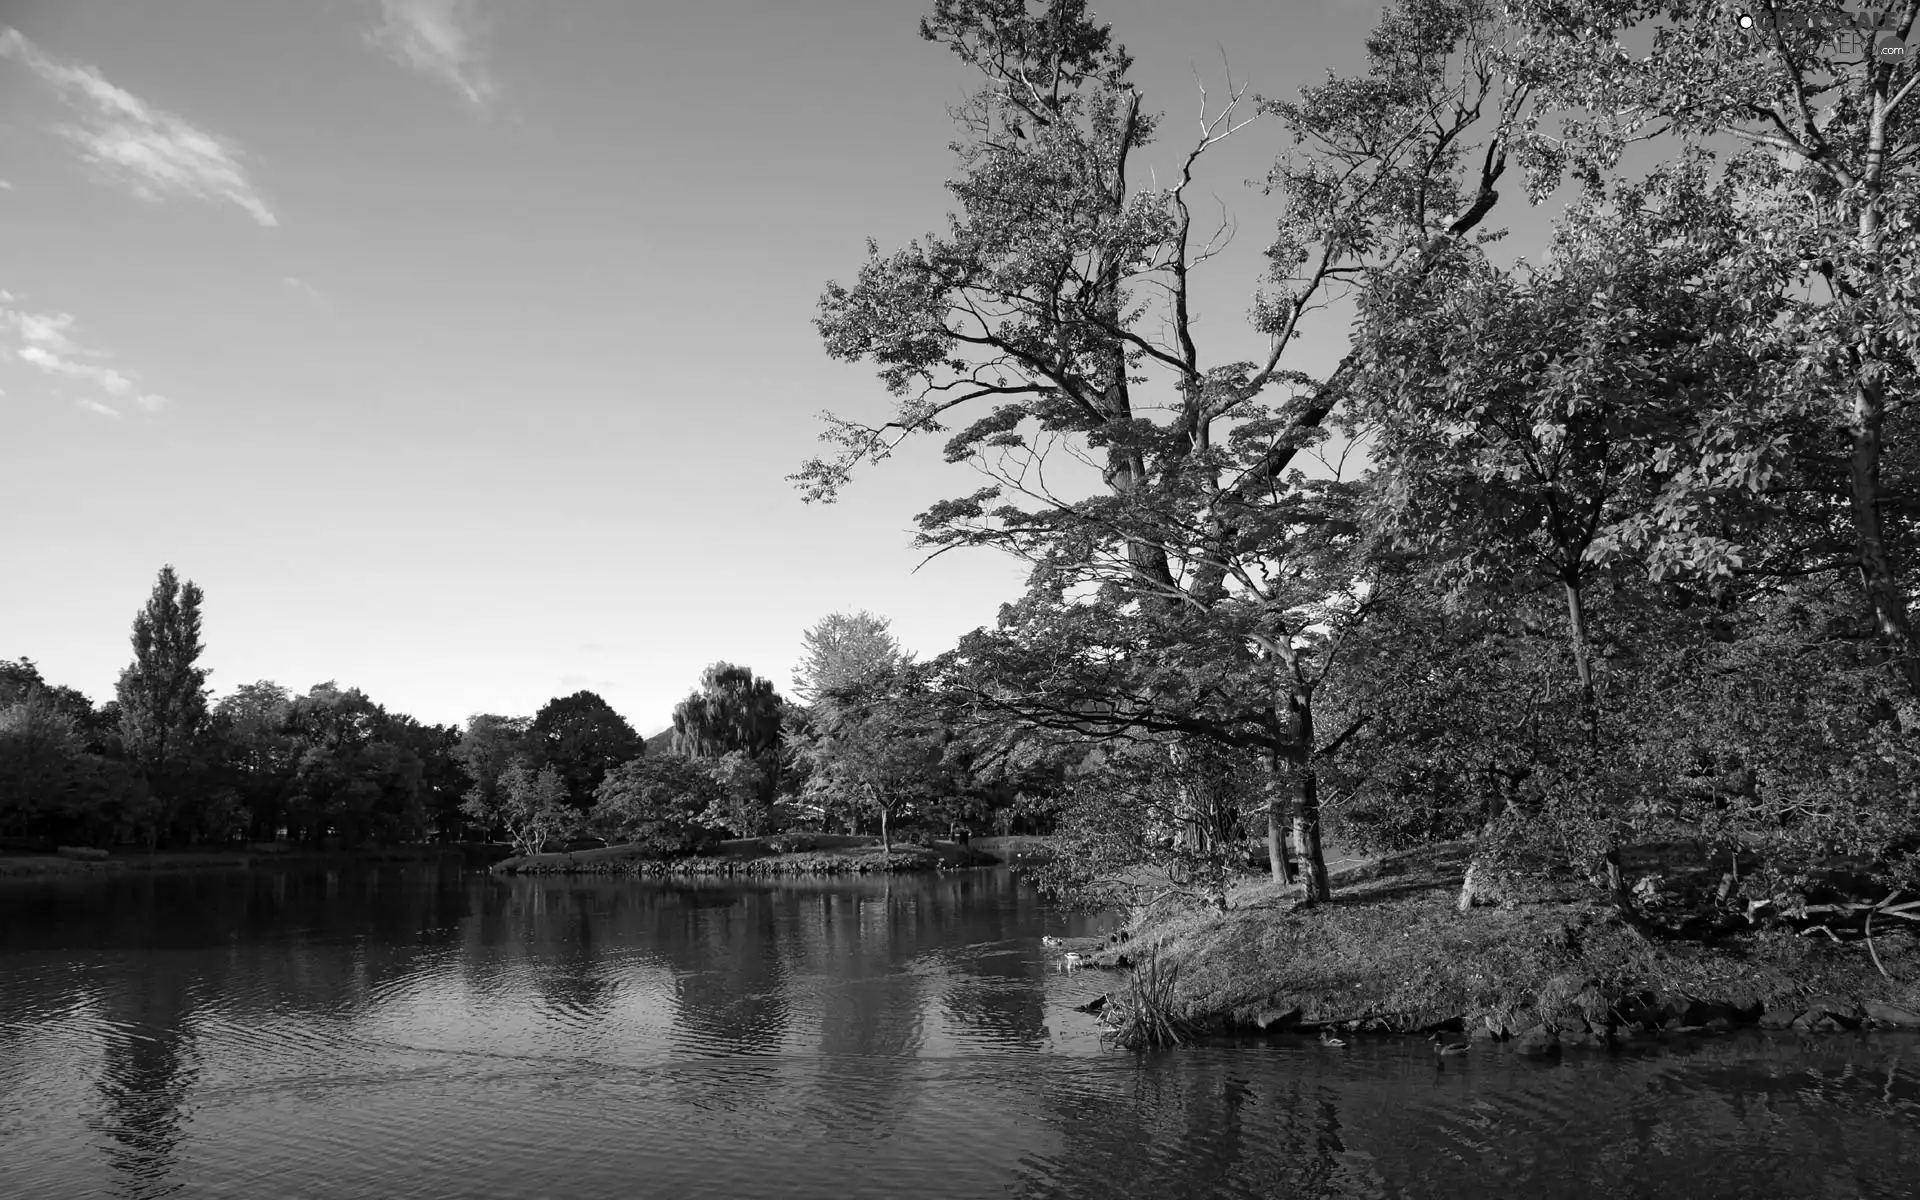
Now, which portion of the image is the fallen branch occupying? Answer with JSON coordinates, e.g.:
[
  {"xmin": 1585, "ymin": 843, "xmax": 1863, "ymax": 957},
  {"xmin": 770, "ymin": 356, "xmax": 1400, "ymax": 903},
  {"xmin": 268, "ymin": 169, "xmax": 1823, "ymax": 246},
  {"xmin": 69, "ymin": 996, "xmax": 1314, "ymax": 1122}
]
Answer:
[{"xmin": 1867, "ymin": 905, "xmax": 1893, "ymax": 981}]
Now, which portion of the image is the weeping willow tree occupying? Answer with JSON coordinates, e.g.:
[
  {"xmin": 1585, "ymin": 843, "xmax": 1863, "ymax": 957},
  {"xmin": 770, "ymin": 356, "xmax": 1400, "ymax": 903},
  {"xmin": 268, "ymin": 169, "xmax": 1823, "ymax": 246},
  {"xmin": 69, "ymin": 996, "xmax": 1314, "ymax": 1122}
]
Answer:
[
  {"xmin": 669, "ymin": 663, "xmax": 785, "ymax": 828},
  {"xmin": 670, "ymin": 663, "xmax": 783, "ymax": 759}
]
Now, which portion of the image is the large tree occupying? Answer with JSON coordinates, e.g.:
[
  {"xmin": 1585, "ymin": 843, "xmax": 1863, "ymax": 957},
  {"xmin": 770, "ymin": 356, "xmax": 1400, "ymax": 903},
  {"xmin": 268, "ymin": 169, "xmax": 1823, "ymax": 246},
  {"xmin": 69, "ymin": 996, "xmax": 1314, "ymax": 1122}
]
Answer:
[
  {"xmin": 0, "ymin": 684, "xmax": 147, "ymax": 843},
  {"xmin": 280, "ymin": 682, "xmax": 426, "ymax": 845},
  {"xmin": 592, "ymin": 756, "xmax": 724, "ymax": 858},
  {"xmin": 670, "ymin": 663, "xmax": 784, "ymax": 760},
  {"xmin": 802, "ymin": 0, "xmax": 1534, "ymax": 899},
  {"xmin": 385, "ymin": 717, "xmax": 467, "ymax": 840},
  {"xmin": 463, "ymin": 760, "xmax": 573, "ymax": 857},
  {"xmin": 211, "ymin": 681, "xmax": 297, "ymax": 840},
  {"xmin": 451, "ymin": 713, "xmax": 531, "ymax": 837},
  {"xmin": 528, "ymin": 690, "xmax": 644, "ymax": 810},
  {"xmin": 114, "ymin": 565, "xmax": 211, "ymax": 843},
  {"xmin": 1501, "ymin": 0, "xmax": 1920, "ymax": 693},
  {"xmin": 793, "ymin": 611, "xmax": 905, "ymax": 701},
  {"xmin": 793, "ymin": 664, "xmax": 949, "ymax": 851},
  {"xmin": 1, "ymin": 658, "xmax": 98, "ymax": 735},
  {"xmin": 669, "ymin": 663, "xmax": 785, "ymax": 833},
  {"xmin": 1356, "ymin": 172, "xmax": 1780, "ymax": 709}
]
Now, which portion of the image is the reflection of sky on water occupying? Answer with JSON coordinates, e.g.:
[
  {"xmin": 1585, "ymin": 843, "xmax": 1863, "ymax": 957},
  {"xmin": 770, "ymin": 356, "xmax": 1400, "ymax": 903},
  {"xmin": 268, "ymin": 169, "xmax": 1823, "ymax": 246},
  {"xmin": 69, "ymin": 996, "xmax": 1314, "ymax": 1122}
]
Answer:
[{"xmin": 3, "ymin": 865, "xmax": 1916, "ymax": 1199}]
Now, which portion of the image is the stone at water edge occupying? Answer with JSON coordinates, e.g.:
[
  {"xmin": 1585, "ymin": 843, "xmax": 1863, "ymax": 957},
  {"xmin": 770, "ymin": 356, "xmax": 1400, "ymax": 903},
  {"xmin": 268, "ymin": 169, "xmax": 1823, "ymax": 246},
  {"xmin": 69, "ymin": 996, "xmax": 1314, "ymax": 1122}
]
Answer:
[
  {"xmin": 1757, "ymin": 1006, "xmax": 1801, "ymax": 1030},
  {"xmin": 1563, "ymin": 1017, "xmax": 1610, "ymax": 1048},
  {"xmin": 1680, "ymin": 999, "xmax": 1743, "ymax": 1027},
  {"xmin": 1792, "ymin": 996, "xmax": 1864, "ymax": 1030},
  {"xmin": 1862, "ymin": 1001, "xmax": 1920, "ymax": 1028},
  {"xmin": 1513, "ymin": 1025, "xmax": 1562, "ymax": 1058},
  {"xmin": 1245, "ymin": 1005, "xmax": 1302, "ymax": 1032},
  {"xmin": 1612, "ymin": 990, "xmax": 1665, "ymax": 1027}
]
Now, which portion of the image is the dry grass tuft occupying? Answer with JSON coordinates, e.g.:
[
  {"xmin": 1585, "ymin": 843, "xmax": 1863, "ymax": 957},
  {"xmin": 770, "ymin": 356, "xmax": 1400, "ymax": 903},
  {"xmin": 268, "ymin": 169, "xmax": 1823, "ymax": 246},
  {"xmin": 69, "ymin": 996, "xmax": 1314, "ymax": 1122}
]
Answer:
[{"xmin": 1101, "ymin": 949, "xmax": 1203, "ymax": 1050}]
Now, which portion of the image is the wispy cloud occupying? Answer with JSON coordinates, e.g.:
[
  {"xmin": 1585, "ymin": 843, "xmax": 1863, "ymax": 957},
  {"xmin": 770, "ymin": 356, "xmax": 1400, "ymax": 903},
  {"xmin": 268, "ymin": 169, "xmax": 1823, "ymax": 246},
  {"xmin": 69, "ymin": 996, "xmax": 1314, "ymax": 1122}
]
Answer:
[
  {"xmin": 367, "ymin": 0, "xmax": 498, "ymax": 109},
  {"xmin": 0, "ymin": 27, "xmax": 277, "ymax": 226},
  {"xmin": 282, "ymin": 276, "xmax": 330, "ymax": 308},
  {"xmin": 0, "ymin": 292, "xmax": 169, "ymax": 416}
]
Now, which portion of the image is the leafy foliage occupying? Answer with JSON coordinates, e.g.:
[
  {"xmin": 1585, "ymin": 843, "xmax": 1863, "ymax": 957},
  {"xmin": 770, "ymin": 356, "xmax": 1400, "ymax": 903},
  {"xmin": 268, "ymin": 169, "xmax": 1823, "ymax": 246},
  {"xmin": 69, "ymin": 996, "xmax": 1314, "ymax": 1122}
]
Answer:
[
  {"xmin": 528, "ymin": 690, "xmax": 644, "ymax": 809},
  {"xmin": 1033, "ymin": 737, "xmax": 1267, "ymax": 913},
  {"xmin": 670, "ymin": 663, "xmax": 783, "ymax": 760},
  {"xmin": 792, "ymin": 665, "xmax": 949, "ymax": 851},
  {"xmin": 793, "ymin": 611, "xmax": 905, "ymax": 702},
  {"xmin": 451, "ymin": 714, "xmax": 531, "ymax": 832},
  {"xmin": 592, "ymin": 757, "xmax": 724, "ymax": 858},
  {"xmin": 463, "ymin": 761, "xmax": 574, "ymax": 857},
  {"xmin": 113, "ymin": 565, "xmax": 210, "ymax": 841},
  {"xmin": 1500, "ymin": 0, "xmax": 1920, "ymax": 690}
]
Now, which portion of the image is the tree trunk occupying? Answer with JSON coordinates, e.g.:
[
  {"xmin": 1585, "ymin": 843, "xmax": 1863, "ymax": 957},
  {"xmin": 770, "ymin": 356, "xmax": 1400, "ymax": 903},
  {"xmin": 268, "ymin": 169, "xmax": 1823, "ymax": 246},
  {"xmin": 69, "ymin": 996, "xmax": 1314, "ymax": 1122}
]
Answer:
[
  {"xmin": 1280, "ymin": 689, "xmax": 1331, "ymax": 902},
  {"xmin": 1265, "ymin": 749, "xmax": 1295, "ymax": 887},
  {"xmin": 1562, "ymin": 576, "xmax": 1602, "ymax": 760},
  {"xmin": 1562, "ymin": 577, "xmax": 1593, "ymax": 700},
  {"xmin": 880, "ymin": 803, "xmax": 890, "ymax": 854},
  {"xmin": 1603, "ymin": 848, "xmax": 1658, "ymax": 939},
  {"xmin": 1291, "ymin": 763, "xmax": 1331, "ymax": 903},
  {"xmin": 1848, "ymin": 378, "xmax": 1920, "ymax": 696}
]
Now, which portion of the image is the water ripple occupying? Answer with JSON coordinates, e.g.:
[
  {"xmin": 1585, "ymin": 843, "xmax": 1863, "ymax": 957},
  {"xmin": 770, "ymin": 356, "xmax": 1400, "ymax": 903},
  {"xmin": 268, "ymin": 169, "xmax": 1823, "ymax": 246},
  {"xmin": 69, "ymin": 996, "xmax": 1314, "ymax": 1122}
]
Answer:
[{"xmin": 5, "ymin": 867, "xmax": 1920, "ymax": 1200}]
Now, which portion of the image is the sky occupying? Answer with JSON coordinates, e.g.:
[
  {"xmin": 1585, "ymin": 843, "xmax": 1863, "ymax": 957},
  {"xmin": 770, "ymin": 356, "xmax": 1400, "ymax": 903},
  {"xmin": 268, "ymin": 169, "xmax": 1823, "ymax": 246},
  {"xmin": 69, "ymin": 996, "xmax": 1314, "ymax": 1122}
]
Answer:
[{"xmin": 0, "ymin": 0, "xmax": 1570, "ymax": 735}]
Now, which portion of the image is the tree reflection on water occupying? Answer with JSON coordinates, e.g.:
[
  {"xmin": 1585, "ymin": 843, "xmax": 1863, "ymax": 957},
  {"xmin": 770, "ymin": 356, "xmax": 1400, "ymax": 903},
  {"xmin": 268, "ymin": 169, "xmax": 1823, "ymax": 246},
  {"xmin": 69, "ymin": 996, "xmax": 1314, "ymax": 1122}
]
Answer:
[{"xmin": 1, "ymin": 865, "xmax": 1916, "ymax": 1200}]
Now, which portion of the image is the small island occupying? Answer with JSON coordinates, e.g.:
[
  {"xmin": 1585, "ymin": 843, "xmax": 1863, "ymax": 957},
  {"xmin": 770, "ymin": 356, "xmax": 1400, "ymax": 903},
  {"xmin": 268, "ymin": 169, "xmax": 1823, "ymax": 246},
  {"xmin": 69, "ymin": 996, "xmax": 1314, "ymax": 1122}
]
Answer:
[{"xmin": 1074, "ymin": 841, "xmax": 1920, "ymax": 1051}]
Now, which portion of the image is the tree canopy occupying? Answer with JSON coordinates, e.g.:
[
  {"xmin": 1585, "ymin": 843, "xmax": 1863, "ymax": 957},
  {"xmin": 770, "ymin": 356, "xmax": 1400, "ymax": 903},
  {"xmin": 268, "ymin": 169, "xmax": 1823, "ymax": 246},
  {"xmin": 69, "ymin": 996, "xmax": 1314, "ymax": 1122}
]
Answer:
[{"xmin": 528, "ymin": 690, "xmax": 644, "ymax": 809}]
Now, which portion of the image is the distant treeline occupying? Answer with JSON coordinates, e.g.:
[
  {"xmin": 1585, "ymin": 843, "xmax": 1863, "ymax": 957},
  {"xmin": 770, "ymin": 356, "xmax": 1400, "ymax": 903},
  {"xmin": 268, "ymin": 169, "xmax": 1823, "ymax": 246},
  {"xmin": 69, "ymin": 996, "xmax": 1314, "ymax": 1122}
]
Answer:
[{"xmin": 0, "ymin": 580, "xmax": 1070, "ymax": 855}]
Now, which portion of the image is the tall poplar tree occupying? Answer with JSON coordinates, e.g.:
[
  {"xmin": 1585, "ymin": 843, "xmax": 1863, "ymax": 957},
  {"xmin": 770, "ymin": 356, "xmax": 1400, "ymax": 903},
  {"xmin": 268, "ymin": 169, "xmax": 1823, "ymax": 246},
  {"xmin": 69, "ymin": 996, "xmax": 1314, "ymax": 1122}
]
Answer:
[{"xmin": 115, "ymin": 565, "xmax": 210, "ymax": 841}]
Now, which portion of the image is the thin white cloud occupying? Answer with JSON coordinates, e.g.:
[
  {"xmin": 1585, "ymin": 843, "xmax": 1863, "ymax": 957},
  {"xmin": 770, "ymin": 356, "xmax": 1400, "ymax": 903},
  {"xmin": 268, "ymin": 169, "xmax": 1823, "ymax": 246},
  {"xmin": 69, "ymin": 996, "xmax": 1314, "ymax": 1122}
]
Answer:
[
  {"xmin": 0, "ymin": 180, "xmax": 13, "ymax": 190},
  {"xmin": 282, "ymin": 275, "xmax": 330, "ymax": 307},
  {"xmin": 367, "ymin": 0, "xmax": 498, "ymax": 108},
  {"xmin": 0, "ymin": 27, "xmax": 277, "ymax": 226},
  {"xmin": 0, "ymin": 295, "xmax": 169, "ymax": 416}
]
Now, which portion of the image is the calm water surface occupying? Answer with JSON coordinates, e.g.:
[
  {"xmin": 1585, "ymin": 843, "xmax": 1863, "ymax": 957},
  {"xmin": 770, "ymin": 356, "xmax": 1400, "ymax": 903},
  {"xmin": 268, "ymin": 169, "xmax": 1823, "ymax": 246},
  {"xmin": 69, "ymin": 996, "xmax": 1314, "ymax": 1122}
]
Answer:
[{"xmin": 2, "ymin": 864, "xmax": 1917, "ymax": 1199}]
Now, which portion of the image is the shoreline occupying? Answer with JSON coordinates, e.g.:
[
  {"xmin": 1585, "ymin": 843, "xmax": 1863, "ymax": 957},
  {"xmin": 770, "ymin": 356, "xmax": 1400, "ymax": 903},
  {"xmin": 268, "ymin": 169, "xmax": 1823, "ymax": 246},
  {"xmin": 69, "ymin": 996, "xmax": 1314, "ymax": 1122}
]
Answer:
[
  {"xmin": 10, "ymin": 833, "xmax": 1914, "ymax": 1044},
  {"xmin": 491, "ymin": 834, "xmax": 1048, "ymax": 877},
  {"xmin": 0, "ymin": 835, "xmax": 1057, "ymax": 880},
  {"xmin": 1070, "ymin": 841, "xmax": 1920, "ymax": 1048},
  {"xmin": 0, "ymin": 843, "xmax": 508, "ymax": 880}
]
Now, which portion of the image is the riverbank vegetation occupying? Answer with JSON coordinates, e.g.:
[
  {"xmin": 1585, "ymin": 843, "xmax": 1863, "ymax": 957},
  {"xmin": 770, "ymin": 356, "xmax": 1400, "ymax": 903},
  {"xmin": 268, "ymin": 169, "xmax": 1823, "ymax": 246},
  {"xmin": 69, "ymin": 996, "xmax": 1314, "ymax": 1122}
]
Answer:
[
  {"xmin": 492, "ymin": 832, "xmax": 1004, "ymax": 876},
  {"xmin": 1083, "ymin": 841, "xmax": 1920, "ymax": 1049}
]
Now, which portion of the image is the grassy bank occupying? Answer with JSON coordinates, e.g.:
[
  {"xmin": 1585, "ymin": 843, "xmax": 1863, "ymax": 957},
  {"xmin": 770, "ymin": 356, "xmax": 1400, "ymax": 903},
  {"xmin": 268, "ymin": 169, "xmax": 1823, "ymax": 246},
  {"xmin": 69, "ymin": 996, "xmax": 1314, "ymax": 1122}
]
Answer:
[
  {"xmin": 1078, "ymin": 842, "xmax": 1920, "ymax": 1048},
  {"xmin": 494, "ymin": 833, "xmax": 1007, "ymax": 876}
]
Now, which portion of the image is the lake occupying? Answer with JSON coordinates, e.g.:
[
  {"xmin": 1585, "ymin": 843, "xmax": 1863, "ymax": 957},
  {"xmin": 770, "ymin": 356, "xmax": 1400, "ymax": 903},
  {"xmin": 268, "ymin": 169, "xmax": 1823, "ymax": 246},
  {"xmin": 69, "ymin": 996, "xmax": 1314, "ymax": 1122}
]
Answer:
[{"xmin": 2, "ymin": 864, "xmax": 1916, "ymax": 1199}]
